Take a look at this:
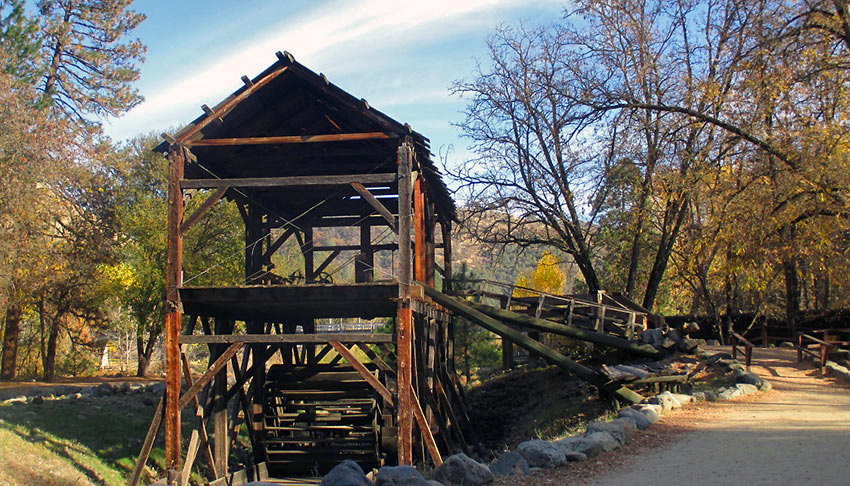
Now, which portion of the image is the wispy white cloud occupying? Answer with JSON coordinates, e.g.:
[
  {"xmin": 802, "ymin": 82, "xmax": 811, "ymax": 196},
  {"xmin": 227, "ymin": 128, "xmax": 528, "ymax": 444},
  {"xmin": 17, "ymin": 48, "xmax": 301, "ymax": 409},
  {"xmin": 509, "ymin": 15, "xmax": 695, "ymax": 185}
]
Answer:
[{"xmin": 105, "ymin": 0, "xmax": 535, "ymax": 141}]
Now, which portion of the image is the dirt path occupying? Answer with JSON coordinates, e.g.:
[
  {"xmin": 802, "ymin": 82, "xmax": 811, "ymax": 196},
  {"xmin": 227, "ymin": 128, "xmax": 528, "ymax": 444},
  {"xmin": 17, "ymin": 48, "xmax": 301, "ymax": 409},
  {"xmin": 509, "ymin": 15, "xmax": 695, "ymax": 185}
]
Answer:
[
  {"xmin": 583, "ymin": 348, "xmax": 850, "ymax": 485},
  {"xmin": 497, "ymin": 347, "xmax": 850, "ymax": 486}
]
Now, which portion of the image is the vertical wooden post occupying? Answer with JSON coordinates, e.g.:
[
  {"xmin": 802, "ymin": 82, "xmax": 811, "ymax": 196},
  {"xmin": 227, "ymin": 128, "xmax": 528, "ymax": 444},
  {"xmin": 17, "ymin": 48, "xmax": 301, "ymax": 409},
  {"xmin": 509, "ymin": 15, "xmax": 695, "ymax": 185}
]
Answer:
[
  {"xmin": 304, "ymin": 227, "xmax": 314, "ymax": 282},
  {"xmin": 397, "ymin": 141, "xmax": 414, "ymax": 465},
  {"xmin": 355, "ymin": 221, "xmax": 373, "ymax": 282},
  {"xmin": 441, "ymin": 221, "xmax": 453, "ymax": 295},
  {"xmin": 213, "ymin": 318, "xmax": 230, "ymax": 477},
  {"xmin": 425, "ymin": 200, "xmax": 436, "ymax": 287},
  {"xmin": 165, "ymin": 145, "xmax": 185, "ymax": 471},
  {"xmin": 414, "ymin": 177, "xmax": 426, "ymax": 283}
]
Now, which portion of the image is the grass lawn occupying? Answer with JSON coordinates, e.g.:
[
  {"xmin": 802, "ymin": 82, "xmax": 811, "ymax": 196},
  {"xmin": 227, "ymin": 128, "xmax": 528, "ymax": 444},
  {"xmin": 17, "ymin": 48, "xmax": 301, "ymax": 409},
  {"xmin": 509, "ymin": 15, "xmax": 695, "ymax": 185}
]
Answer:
[{"xmin": 0, "ymin": 391, "xmax": 178, "ymax": 486}]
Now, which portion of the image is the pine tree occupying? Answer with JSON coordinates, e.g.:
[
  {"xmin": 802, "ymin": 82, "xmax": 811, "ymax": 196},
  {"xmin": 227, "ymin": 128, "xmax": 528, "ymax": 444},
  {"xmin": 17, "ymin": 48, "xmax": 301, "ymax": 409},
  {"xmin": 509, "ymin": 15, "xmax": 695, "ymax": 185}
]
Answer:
[
  {"xmin": 37, "ymin": 0, "xmax": 145, "ymax": 125},
  {"xmin": 0, "ymin": 0, "xmax": 41, "ymax": 81}
]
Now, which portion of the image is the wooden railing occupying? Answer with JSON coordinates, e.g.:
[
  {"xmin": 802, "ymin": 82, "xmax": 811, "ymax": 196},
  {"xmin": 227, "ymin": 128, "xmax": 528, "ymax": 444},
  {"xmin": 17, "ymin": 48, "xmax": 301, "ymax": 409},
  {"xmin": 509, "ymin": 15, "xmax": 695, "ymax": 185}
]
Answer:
[
  {"xmin": 796, "ymin": 329, "xmax": 850, "ymax": 374},
  {"xmin": 730, "ymin": 331, "xmax": 754, "ymax": 371}
]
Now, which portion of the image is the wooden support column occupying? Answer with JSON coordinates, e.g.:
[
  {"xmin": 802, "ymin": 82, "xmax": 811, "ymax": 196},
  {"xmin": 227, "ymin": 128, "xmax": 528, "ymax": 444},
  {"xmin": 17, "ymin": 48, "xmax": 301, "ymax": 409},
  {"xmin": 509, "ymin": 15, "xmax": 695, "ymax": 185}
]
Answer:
[
  {"xmin": 441, "ymin": 221, "xmax": 453, "ymax": 294},
  {"xmin": 413, "ymin": 177, "xmax": 426, "ymax": 283},
  {"xmin": 397, "ymin": 141, "xmax": 414, "ymax": 465},
  {"xmin": 213, "ymin": 318, "xmax": 232, "ymax": 477},
  {"xmin": 425, "ymin": 200, "xmax": 436, "ymax": 287},
  {"xmin": 355, "ymin": 220, "xmax": 374, "ymax": 283},
  {"xmin": 165, "ymin": 144, "xmax": 185, "ymax": 471},
  {"xmin": 304, "ymin": 227, "xmax": 314, "ymax": 282}
]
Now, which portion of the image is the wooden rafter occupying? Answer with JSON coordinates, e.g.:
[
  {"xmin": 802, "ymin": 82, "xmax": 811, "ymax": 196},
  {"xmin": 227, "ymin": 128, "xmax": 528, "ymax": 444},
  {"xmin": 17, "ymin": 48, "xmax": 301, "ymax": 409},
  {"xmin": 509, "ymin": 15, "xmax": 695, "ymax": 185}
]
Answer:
[
  {"xmin": 176, "ymin": 65, "xmax": 289, "ymax": 143},
  {"xmin": 184, "ymin": 132, "xmax": 392, "ymax": 147}
]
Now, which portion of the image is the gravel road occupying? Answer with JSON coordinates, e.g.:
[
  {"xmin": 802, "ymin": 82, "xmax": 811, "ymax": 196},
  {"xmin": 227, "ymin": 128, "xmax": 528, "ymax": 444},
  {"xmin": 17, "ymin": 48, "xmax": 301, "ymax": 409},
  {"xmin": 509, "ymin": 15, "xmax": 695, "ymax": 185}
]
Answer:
[{"xmin": 582, "ymin": 347, "xmax": 850, "ymax": 486}]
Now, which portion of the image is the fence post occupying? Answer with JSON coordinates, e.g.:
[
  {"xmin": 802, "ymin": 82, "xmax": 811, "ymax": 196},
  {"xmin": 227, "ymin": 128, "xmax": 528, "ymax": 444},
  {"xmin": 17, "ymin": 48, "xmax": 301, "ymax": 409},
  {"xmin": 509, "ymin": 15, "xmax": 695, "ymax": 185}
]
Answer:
[{"xmin": 797, "ymin": 333, "xmax": 803, "ymax": 362}]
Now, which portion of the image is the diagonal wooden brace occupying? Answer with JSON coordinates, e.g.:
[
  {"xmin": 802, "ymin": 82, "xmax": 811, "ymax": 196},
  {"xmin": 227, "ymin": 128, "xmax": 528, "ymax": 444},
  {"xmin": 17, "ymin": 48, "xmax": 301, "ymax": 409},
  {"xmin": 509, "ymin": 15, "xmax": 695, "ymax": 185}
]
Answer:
[
  {"xmin": 329, "ymin": 341, "xmax": 392, "ymax": 404},
  {"xmin": 351, "ymin": 182, "xmax": 398, "ymax": 233},
  {"xmin": 178, "ymin": 342, "xmax": 242, "ymax": 410}
]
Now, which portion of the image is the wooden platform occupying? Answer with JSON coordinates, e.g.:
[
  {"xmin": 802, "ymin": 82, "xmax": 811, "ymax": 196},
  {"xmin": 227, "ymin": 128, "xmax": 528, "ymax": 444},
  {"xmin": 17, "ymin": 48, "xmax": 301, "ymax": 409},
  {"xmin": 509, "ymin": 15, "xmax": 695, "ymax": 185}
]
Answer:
[{"xmin": 179, "ymin": 282, "xmax": 399, "ymax": 321}]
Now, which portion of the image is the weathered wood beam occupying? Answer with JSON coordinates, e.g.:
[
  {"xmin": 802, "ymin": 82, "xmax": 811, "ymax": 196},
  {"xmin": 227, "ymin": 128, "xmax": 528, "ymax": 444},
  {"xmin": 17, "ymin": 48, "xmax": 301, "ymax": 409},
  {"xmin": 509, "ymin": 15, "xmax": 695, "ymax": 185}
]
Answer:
[
  {"xmin": 350, "ymin": 182, "xmax": 398, "ymax": 233},
  {"xmin": 164, "ymin": 145, "xmax": 185, "ymax": 470},
  {"xmin": 262, "ymin": 227, "xmax": 296, "ymax": 261},
  {"xmin": 128, "ymin": 393, "xmax": 165, "ymax": 486},
  {"xmin": 311, "ymin": 249, "xmax": 341, "ymax": 279},
  {"xmin": 180, "ymin": 186, "xmax": 229, "ymax": 235},
  {"xmin": 397, "ymin": 141, "xmax": 414, "ymax": 465},
  {"xmin": 313, "ymin": 242, "xmax": 396, "ymax": 252},
  {"xmin": 184, "ymin": 132, "xmax": 393, "ymax": 147},
  {"xmin": 176, "ymin": 65, "xmax": 289, "ymax": 143},
  {"xmin": 423, "ymin": 288, "xmax": 644, "ymax": 404},
  {"xmin": 466, "ymin": 301, "xmax": 665, "ymax": 358},
  {"xmin": 181, "ymin": 172, "xmax": 396, "ymax": 190},
  {"xmin": 410, "ymin": 385, "xmax": 443, "ymax": 467},
  {"xmin": 177, "ymin": 343, "xmax": 243, "ymax": 410},
  {"xmin": 178, "ymin": 333, "xmax": 394, "ymax": 344},
  {"xmin": 179, "ymin": 352, "xmax": 217, "ymax": 486},
  {"xmin": 329, "ymin": 341, "xmax": 392, "ymax": 404}
]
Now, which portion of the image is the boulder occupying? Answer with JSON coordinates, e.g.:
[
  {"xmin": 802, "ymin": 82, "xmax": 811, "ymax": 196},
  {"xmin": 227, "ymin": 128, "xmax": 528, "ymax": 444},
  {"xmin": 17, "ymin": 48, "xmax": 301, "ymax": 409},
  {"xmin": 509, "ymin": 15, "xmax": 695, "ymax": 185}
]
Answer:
[
  {"xmin": 583, "ymin": 432, "xmax": 620, "ymax": 452},
  {"xmin": 555, "ymin": 437, "xmax": 603, "ymax": 459},
  {"xmin": 585, "ymin": 418, "xmax": 636, "ymax": 444},
  {"xmin": 779, "ymin": 341, "xmax": 795, "ymax": 348},
  {"xmin": 642, "ymin": 328, "xmax": 665, "ymax": 345},
  {"xmin": 489, "ymin": 451, "xmax": 529, "ymax": 477},
  {"xmin": 376, "ymin": 465, "xmax": 428, "ymax": 486},
  {"xmin": 677, "ymin": 338, "xmax": 700, "ymax": 354},
  {"xmin": 682, "ymin": 322, "xmax": 700, "ymax": 335},
  {"xmin": 619, "ymin": 407, "xmax": 653, "ymax": 429},
  {"xmin": 636, "ymin": 405, "xmax": 662, "ymax": 423},
  {"xmin": 716, "ymin": 387, "xmax": 742, "ymax": 400},
  {"xmin": 320, "ymin": 460, "xmax": 371, "ymax": 486},
  {"xmin": 516, "ymin": 440, "xmax": 566, "ymax": 468},
  {"xmin": 670, "ymin": 393, "xmax": 693, "ymax": 405},
  {"xmin": 563, "ymin": 451, "xmax": 587, "ymax": 462},
  {"xmin": 646, "ymin": 391, "xmax": 680, "ymax": 411},
  {"xmin": 706, "ymin": 339, "xmax": 721, "ymax": 346},
  {"xmin": 431, "ymin": 453, "xmax": 494, "ymax": 486},
  {"xmin": 735, "ymin": 372, "xmax": 764, "ymax": 388},
  {"xmin": 758, "ymin": 380, "xmax": 772, "ymax": 391},
  {"xmin": 735, "ymin": 383, "xmax": 758, "ymax": 395},
  {"xmin": 31, "ymin": 396, "xmax": 44, "ymax": 405}
]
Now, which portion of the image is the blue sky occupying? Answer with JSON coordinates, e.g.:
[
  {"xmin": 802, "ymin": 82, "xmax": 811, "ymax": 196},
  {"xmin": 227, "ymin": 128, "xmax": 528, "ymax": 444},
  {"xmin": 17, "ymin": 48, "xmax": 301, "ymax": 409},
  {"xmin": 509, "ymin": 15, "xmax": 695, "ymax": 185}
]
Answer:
[{"xmin": 102, "ymin": 0, "xmax": 566, "ymax": 162}]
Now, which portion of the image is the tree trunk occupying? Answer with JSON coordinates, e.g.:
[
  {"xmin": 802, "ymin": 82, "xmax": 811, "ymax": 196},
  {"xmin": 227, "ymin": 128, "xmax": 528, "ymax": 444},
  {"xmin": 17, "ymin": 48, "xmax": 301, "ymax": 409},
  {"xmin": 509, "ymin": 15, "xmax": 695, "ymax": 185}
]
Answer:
[
  {"xmin": 642, "ymin": 198, "xmax": 688, "ymax": 310},
  {"xmin": 782, "ymin": 225, "xmax": 800, "ymax": 331},
  {"xmin": 136, "ymin": 326, "xmax": 160, "ymax": 377},
  {"xmin": 43, "ymin": 318, "xmax": 61, "ymax": 382},
  {"xmin": 1, "ymin": 304, "xmax": 22, "ymax": 380}
]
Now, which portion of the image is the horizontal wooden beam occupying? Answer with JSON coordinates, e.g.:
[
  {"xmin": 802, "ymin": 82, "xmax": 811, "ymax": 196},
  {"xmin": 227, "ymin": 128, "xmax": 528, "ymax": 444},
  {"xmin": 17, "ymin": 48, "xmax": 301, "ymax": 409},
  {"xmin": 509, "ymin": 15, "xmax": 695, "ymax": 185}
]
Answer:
[
  {"xmin": 180, "ymin": 173, "xmax": 396, "ymax": 190},
  {"xmin": 184, "ymin": 132, "xmax": 393, "ymax": 147},
  {"xmin": 313, "ymin": 243, "xmax": 397, "ymax": 252},
  {"xmin": 178, "ymin": 333, "xmax": 394, "ymax": 344}
]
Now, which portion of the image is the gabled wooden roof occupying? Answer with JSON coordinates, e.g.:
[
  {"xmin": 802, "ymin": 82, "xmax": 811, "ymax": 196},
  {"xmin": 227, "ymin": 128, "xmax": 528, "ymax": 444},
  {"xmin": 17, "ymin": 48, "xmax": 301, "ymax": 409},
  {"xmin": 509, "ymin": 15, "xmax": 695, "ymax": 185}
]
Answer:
[{"xmin": 156, "ymin": 51, "xmax": 455, "ymax": 223}]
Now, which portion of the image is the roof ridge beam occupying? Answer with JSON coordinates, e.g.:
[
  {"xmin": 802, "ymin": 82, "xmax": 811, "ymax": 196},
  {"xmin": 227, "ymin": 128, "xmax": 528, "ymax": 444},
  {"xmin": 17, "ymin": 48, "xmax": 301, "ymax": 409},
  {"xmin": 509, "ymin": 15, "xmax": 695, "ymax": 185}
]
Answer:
[{"xmin": 184, "ymin": 132, "xmax": 393, "ymax": 147}]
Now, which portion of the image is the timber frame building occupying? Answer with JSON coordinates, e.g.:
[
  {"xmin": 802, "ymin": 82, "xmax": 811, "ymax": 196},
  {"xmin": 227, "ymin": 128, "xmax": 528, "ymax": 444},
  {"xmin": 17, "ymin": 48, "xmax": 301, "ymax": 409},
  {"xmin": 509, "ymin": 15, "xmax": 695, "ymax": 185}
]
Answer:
[{"xmin": 132, "ymin": 51, "xmax": 468, "ymax": 485}]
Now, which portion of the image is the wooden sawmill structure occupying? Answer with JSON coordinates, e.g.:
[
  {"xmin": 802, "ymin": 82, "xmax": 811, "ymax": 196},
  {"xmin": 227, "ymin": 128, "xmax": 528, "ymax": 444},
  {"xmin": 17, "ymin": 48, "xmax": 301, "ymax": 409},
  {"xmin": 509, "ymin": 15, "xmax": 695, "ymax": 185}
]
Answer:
[{"xmin": 129, "ymin": 52, "xmax": 659, "ymax": 486}]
